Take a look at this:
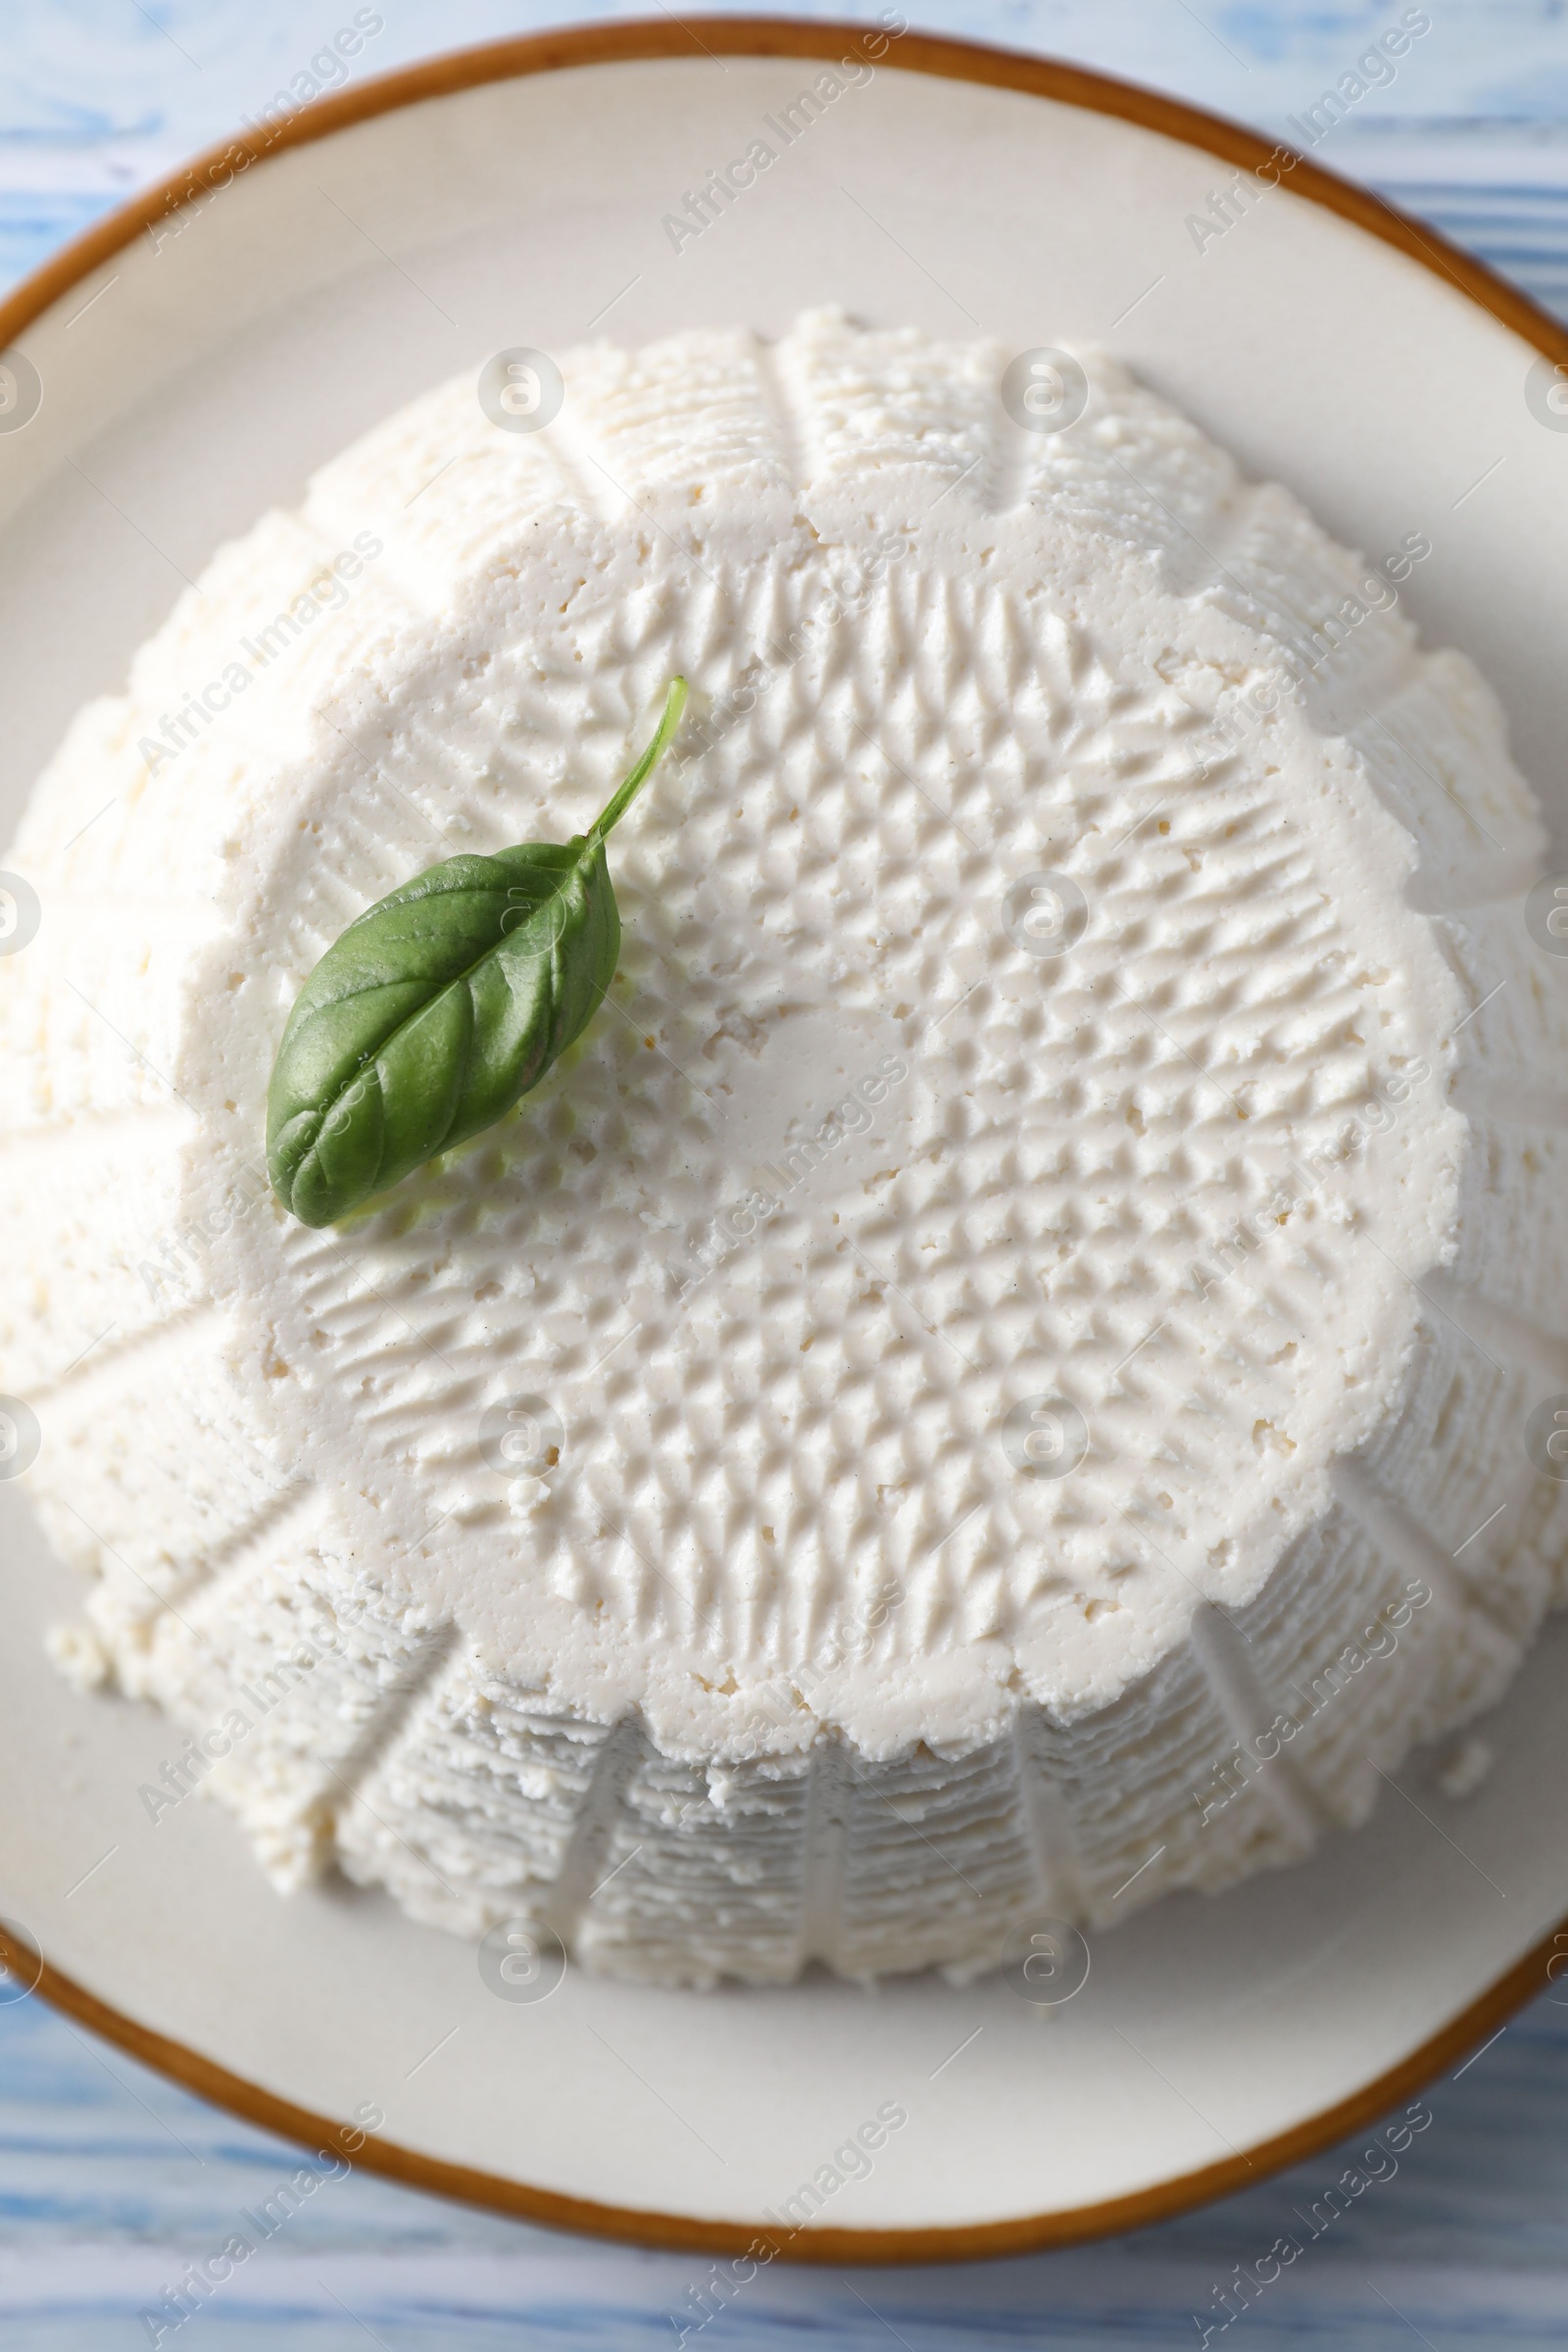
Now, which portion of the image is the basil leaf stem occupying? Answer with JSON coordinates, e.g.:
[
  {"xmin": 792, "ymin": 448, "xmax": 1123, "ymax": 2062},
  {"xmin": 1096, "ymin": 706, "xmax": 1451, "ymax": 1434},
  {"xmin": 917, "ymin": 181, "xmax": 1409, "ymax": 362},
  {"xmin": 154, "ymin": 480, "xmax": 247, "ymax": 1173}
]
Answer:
[{"xmin": 267, "ymin": 677, "xmax": 688, "ymax": 1227}]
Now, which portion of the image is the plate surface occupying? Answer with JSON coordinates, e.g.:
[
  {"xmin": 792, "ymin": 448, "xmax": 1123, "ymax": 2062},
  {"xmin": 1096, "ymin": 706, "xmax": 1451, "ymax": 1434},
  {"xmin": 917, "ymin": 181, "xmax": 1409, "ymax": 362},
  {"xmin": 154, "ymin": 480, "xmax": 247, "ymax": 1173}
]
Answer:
[{"xmin": 2, "ymin": 20, "xmax": 1567, "ymax": 2261}]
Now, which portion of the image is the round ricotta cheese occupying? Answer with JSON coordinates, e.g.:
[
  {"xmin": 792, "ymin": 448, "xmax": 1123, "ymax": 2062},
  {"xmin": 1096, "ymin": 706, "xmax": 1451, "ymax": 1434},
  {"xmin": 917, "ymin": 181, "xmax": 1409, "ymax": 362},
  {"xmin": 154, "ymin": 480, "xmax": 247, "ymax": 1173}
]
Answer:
[{"xmin": 4, "ymin": 311, "xmax": 1567, "ymax": 1984}]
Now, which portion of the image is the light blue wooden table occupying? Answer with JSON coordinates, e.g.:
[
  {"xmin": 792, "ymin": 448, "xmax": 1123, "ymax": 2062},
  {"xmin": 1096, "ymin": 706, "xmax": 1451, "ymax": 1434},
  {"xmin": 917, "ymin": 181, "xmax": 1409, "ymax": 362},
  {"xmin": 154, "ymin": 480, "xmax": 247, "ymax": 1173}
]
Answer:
[{"xmin": 4, "ymin": 5, "xmax": 1568, "ymax": 2343}]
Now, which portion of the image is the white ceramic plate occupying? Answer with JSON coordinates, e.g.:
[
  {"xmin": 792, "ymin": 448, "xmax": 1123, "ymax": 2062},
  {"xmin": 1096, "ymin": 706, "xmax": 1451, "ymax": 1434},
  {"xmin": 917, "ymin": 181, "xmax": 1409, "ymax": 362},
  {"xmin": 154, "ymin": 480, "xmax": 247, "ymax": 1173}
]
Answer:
[{"xmin": 2, "ymin": 23, "xmax": 1567, "ymax": 2259}]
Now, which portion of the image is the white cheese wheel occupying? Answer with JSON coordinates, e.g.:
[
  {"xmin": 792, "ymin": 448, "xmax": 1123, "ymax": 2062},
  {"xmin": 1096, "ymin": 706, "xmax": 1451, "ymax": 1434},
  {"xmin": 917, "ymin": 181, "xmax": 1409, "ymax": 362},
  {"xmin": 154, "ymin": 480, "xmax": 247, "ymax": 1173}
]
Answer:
[{"xmin": 4, "ymin": 311, "xmax": 1567, "ymax": 1984}]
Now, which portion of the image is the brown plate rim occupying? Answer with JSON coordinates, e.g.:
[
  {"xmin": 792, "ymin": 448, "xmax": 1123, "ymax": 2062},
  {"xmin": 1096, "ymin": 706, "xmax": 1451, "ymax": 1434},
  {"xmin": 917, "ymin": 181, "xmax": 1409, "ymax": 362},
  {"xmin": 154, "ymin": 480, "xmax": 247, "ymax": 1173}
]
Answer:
[{"xmin": 2, "ymin": 12, "xmax": 1566, "ymax": 2266}]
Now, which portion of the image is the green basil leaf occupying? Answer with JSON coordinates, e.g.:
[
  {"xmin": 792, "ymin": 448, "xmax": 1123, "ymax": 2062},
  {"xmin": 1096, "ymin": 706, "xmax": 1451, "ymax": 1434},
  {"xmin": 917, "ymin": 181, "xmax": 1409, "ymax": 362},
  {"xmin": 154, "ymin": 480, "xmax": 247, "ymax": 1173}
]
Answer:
[{"xmin": 267, "ymin": 678, "xmax": 687, "ymax": 1227}]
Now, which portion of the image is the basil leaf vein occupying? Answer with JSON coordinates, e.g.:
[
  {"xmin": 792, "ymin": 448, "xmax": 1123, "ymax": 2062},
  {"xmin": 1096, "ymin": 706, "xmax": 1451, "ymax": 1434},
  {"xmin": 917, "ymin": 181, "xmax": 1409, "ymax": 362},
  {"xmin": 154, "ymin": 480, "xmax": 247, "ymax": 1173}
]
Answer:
[{"xmin": 267, "ymin": 678, "xmax": 687, "ymax": 1227}]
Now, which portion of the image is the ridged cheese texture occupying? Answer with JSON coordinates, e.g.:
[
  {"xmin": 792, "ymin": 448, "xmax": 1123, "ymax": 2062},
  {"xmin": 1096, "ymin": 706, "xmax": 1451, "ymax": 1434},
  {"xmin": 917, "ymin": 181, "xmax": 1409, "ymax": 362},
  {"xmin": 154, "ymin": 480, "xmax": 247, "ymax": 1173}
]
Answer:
[{"xmin": 5, "ymin": 311, "xmax": 1568, "ymax": 1985}]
